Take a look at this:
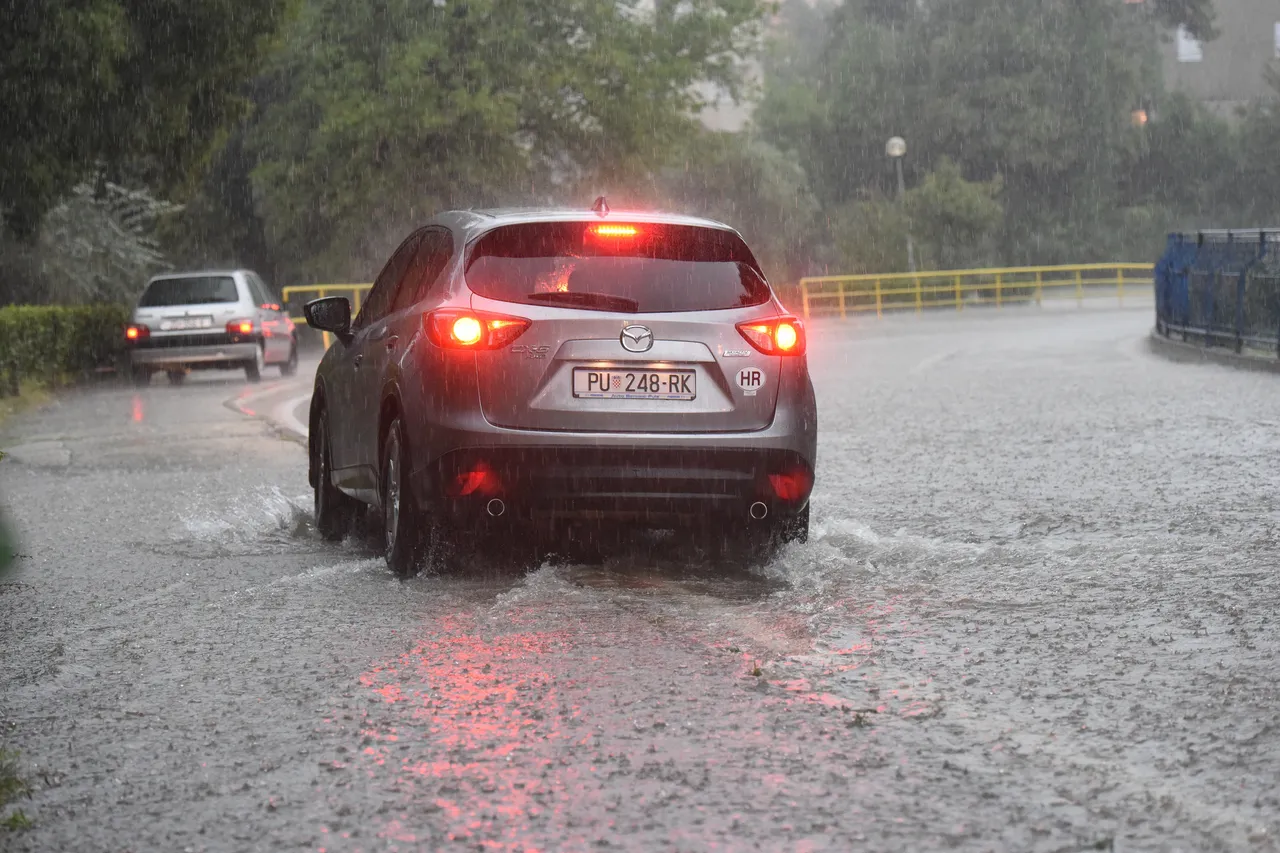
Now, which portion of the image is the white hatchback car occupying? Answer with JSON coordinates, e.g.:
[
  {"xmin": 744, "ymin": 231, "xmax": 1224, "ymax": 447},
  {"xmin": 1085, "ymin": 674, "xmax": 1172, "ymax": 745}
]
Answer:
[{"xmin": 126, "ymin": 270, "xmax": 298, "ymax": 385}]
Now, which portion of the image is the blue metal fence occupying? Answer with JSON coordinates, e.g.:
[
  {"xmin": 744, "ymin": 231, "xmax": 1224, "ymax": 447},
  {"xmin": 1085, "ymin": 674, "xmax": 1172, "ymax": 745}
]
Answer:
[{"xmin": 1155, "ymin": 229, "xmax": 1280, "ymax": 356}]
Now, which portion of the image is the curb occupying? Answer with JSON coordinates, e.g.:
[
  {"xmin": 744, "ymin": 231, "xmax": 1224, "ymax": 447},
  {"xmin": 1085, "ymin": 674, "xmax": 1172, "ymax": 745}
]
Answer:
[
  {"xmin": 222, "ymin": 383, "xmax": 311, "ymax": 446},
  {"xmin": 1147, "ymin": 330, "xmax": 1280, "ymax": 375}
]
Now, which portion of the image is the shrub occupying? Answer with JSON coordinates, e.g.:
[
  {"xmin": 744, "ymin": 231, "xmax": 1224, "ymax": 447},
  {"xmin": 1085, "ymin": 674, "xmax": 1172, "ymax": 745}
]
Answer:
[{"xmin": 0, "ymin": 305, "xmax": 131, "ymax": 389}]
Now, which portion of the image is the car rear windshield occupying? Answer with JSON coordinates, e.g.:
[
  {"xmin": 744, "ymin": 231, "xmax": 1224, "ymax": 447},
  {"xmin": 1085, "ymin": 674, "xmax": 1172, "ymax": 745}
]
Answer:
[
  {"xmin": 139, "ymin": 276, "xmax": 239, "ymax": 307},
  {"xmin": 465, "ymin": 222, "xmax": 771, "ymax": 313}
]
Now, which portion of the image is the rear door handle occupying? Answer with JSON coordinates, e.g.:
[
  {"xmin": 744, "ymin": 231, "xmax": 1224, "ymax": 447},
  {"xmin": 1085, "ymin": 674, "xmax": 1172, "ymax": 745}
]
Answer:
[
  {"xmin": 384, "ymin": 335, "xmax": 399, "ymax": 351},
  {"xmin": 353, "ymin": 353, "xmax": 364, "ymax": 368}
]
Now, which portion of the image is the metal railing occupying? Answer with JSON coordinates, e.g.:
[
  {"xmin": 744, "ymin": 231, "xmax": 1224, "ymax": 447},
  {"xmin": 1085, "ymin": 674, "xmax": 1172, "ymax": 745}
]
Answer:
[
  {"xmin": 1155, "ymin": 229, "xmax": 1280, "ymax": 356},
  {"xmin": 281, "ymin": 283, "xmax": 372, "ymax": 321},
  {"xmin": 798, "ymin": 264, "xmax": 1155, "ymax": 320},
  {"xmin": 281, "ymin": 283, "xmax": 372, "ymax": 348}
]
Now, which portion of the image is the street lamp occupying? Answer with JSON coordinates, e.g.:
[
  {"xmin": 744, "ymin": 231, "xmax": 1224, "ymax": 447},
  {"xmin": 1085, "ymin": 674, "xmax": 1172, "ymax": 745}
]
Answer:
[{"xmin": 886, "ymin": 136, "xmax": 917, "ymax": 273}]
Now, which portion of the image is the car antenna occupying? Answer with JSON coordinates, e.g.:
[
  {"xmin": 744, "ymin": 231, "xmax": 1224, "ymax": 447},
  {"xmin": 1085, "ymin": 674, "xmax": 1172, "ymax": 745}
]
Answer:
[{"xmin": 592, "ymin": 196, "xmax": 610, "ymax": 218}]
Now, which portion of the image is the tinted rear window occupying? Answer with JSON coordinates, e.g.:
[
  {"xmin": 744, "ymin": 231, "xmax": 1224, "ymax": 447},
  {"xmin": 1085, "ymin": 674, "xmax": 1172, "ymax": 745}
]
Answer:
[
  {"xmin": 139, "ymin": 276, "xmax": 239, "ymax": 307},
  {"xmin": 465, "ymin": 222, "xmax": 770, "ymax": 313}
]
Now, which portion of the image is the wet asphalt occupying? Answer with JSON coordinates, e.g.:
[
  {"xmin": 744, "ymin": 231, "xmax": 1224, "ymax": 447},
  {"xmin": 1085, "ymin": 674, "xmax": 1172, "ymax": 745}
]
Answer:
[{"xmin": 1, "ymin": 300, "xmax": 1278, "ymax": 852}]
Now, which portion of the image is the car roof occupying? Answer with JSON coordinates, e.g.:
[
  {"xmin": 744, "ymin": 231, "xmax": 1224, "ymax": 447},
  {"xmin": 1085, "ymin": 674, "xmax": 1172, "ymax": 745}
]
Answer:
[
  {"xmin": 431, "ymin": 207, "xmax": 739, "ymax": 242},
  {"xmin": 147, "ymin": 270, "xmax": 250, "ymax": 282}
]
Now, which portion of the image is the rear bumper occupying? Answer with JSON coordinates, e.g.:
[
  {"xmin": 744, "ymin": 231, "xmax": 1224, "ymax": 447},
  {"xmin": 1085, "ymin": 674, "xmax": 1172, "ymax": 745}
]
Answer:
[
  {"xmin": 130, "ymin": 340, "xmax": 257, "ymax": 368},
  {"xmin": 390, "ymin": 347, "xmax": 818, "ymax": 527},
  {"xmin": 419, "ymin": 445, "xmax": 813, "ymax": 526}
]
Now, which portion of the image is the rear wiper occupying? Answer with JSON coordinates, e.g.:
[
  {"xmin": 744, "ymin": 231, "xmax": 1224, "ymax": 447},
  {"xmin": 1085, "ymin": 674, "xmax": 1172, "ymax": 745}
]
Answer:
[{"xmin": 526, "ymin": 291, "xmax": 639, "ymax": 313}]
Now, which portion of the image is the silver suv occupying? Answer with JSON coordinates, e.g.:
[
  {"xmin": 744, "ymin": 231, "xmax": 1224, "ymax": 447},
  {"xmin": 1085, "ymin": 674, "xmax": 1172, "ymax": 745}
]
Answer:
[
  {"xmin": 126, "ymin": 270, "xmax": 299, "ymax": 384},
  {"xmin": 304, "ymin": 207, "xmax": 817, "ymax": 575}
]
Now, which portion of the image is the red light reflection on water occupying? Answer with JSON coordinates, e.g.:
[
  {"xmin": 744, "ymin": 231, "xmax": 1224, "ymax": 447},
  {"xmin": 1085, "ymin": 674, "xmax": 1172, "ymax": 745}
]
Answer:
[
  {"xmin": 131, "ymin": 395, "xmax": 144, "ymax": 423},
  {"xmin": 349, "ymin": 616, "xmax": 580, "ymax": 850},
  {"xmin": 748, "ymin": 595, "xmax": 939, "ymax": 720},
  {"xmin": 316, "ymin": 595, "xmax": 941, "ymax": 850}
]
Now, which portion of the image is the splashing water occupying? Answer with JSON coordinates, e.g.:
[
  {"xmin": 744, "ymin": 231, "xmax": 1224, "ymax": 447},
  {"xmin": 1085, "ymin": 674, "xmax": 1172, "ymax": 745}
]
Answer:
[{"xmin": 175, "ymin": 486, "xmax": 315, "ymax": 556}]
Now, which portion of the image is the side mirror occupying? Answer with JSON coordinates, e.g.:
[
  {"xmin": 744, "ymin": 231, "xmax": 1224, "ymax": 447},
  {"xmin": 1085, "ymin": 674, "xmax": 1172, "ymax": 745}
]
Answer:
[{"xmin": 304, "ymin": 296, "xmax": 352, "ymax": 344}]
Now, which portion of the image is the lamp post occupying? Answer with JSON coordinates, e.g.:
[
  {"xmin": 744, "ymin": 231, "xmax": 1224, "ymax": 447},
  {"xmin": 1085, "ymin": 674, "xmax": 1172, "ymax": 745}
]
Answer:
[{"xmin": 886, "ymin": 136, "xmax": 917, "ymax": 273}]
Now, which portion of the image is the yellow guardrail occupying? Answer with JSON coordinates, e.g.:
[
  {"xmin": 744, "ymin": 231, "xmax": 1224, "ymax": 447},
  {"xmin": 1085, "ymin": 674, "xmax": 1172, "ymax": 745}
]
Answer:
[
  {"xmin": 281, "ymin": 283, "xmax": 373, "ymax": 321},
  {"xmin": 281, "ymin": 283, "xmax": 372, "ymax": 348},
  {"xmin": 798, "ymin": 263, "xmax": 1155, "ymax": 320}
]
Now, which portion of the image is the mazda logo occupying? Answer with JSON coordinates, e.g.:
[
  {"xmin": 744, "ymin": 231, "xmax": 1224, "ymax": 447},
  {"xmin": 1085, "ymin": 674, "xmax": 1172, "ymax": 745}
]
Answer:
[{"xmin": 620, "ymin": 325, "xmax": 654, "ymax": 353}]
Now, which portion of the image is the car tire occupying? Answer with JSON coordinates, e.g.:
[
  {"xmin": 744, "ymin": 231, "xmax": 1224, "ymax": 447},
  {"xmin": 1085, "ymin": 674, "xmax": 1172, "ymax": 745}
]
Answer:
[
  {"xmin": 166, "ymin": 370, "xmax": 186, "ymax": 385},
  {"xmin": 279, "ymin": 343, "xmax": 298, "ymax": 377},
  {"xmin": 313, "ymin": 410, "xmax": 357, "ymax": 541},
  {"xmin": 244, "ymin": 344, "xmax": 265, "ymax": 383},
  {"xmin": 381, "ymin": 417, "xmax": 424, "ymax": 577}
]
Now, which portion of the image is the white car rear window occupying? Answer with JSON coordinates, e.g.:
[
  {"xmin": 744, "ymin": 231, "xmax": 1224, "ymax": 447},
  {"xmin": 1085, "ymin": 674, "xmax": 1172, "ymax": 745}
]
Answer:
[{"xmin": 139, "ymin": 276, "xmax": 239, "ymax": 307}]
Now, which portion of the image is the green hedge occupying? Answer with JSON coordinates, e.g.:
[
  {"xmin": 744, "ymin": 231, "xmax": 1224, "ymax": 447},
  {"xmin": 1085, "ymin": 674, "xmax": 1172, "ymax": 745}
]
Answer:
[{"xmin": 0, "ymin": 305, "xmax": 131, "ymax": 387}]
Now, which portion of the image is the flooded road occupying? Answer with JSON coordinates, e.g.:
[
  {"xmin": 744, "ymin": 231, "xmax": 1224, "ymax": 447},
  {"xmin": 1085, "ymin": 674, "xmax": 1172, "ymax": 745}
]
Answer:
[{"xmin": 2, "ymin": 304, "xmax": 1279, "ymax": 852}]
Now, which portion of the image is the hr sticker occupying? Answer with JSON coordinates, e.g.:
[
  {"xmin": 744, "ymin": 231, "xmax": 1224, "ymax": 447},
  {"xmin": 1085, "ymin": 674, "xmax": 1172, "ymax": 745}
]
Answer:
[{"xmin": 736, "ymin": 367, "xmax": 765, "ymax": 397}]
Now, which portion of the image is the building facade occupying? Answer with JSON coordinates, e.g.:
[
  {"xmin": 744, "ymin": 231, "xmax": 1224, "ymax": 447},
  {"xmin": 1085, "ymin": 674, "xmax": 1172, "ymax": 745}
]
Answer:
[{"xmin": 1160, "ymin": 0, "xmax": 1279, "ymax": 116}]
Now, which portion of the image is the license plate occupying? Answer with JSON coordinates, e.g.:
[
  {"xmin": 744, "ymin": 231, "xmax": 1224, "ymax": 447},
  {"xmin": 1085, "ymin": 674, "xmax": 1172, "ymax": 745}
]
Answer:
[
  {"xmin": 572, "ymin": 368, "xmax": 696, "ymax": 400},
  {"xmin": 159, "ymin": 316, "xmax": 213, "ymax": 331}
]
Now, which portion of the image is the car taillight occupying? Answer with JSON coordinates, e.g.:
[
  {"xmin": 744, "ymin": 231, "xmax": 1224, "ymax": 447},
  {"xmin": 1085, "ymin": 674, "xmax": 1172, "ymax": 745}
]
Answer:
[
  {"xmin": 125, "ymin": 324, "xmax": 149, "ymax": 342},
  {"xmin": 768, "ymin": 469, "xmax": 813, "ymax": 502},
  {"xmin": 736, "ymin": 316, "xmax": 806, "ymax": 356},
  {"xmin": 425, "ymin": 310, "xmax": 531, "ymax": 350},
  {"xmin": 227, "ymin": 319, "xmax": 255, "ymax": 337}
]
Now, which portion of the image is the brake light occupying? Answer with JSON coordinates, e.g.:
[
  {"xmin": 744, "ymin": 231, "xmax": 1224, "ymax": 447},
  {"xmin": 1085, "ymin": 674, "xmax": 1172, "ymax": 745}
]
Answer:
[
  {"xmin": 768, "ymin": 469, "xmax": 813, "ymax": 502},
  {"xmin": 227, "ymin": 319, "xmax": 254, "ymax": 336},
  {"xmin": 451, "ymin": 316, "xmax": 483, "ymax": 346},
  {"xmin": 736, "ymin": 316, "xmax": 806, "ymax": 356},
  {"xmin": 447, "ymin": 462, "xmax": 501, "ymax": 497},
  {"xmin": 775, "ymin": 322, "xmax": 800, "ymax": 352},
  {"xmin": 589, "ymin": 224, "xmax": 639, "ymax": 239},
  {"xmin": 425, "ymin": 310, "xmax": 531, "ymax": 350},
  {"xmin": 125, "ymin": 324, "xmax": 149, "ymax": 342}
]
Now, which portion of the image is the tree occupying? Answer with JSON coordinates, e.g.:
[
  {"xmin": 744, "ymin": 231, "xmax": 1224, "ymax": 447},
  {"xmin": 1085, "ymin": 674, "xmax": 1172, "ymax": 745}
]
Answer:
[
  {"xmin": 844, "ymin": 0, "xmax": 1217, "ymax": 37},
  {"xmin": 761, "ymin": 0, "xmax": 1165, "ymax": 265},
  {"xmin": 654, "ymin": 134, "xmax": 822, "ymax": 284},
  {"xmin": 905, "ymin": 158, "xmax": 1003, "ymax": 271},
  {"xmin": 1123, "ymin": 94, "xmax": 1236, "ymax": 222},
  {"xmin": 244, "ymin": 0, "xmax": 769, "ymax": 283},
  {"xmin": 0, "ymin": 182, "xmax": 180, "ymax": 305},
  {"xmin": 0, "ymin": 0, "xmax": 296, "ymax": 238},
  {"xmin": 1150, "ymin": 0, "xmax": 1217, "ymax": 39}
]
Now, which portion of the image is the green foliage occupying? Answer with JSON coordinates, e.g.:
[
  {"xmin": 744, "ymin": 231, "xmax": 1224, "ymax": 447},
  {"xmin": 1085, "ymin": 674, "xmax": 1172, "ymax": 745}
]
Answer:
[
  {"xmin": 758, "ymin": 0, "xmax": 1273, "ymax": 272},
  {"xmin": 239, "ymin": 0, "xmax": 768, "ymax": 284},
  {"xmin": 0, "ymin": 749, "xmax": 28, "ymax": 825},
  {"xmin": 653, "ymin": 134, "xmax": 821, "ymax": 283},
  {"xmin": 1231, "ymin": 99, "xmax": 1280, "ymax": 227},
  {"xmin": 826, "ymin": 197, "xmax": 910, "ymax": 276},
  {"xmin": 0, "ymin": 510, "xmax": 14, "ymax": 576},
  {"xmin": 905, "ymin": 158, "xmax": 1003, "ymax": 271},
  {"xmin": 827, "ymin": 0, "xmax": 1154, "ymax": 260},
  {"xmin": 1149, "ymin": 0, "xmax": 1217, "ymax": 39},
  {"xmin": 0, "ymin": 305, "xmax": 131, "ymax": 382},
  {"xmin": 0, "ymin": 182, "xmax": 181, "ymax": 307},
  {"xmin": 0, "ymin": 0, "xmax": 297, "ymax": 238}
]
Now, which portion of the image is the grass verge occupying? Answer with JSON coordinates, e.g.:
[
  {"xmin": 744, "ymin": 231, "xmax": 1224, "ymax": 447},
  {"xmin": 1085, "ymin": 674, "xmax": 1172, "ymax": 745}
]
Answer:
[
  {"xmin": 0, "ymin": 381, "xmax": 53, "ymax": 431},
  {"xmin": 0, "ymin": 747, "xmax": 30, "ymax": 832}
]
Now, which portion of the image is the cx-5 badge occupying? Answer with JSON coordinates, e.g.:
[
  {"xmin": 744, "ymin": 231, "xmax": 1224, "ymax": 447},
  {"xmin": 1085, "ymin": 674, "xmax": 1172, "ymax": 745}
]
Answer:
[{"xmin": 620, "ymin": 325, "xmax": 654, "ymax": 353}]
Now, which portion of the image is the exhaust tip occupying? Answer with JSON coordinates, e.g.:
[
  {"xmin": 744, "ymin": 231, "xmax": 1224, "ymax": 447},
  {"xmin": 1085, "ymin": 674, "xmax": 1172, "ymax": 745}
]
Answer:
[
  {"xmin": 749, "ymin": 502, "xmax": 769, "ymax": 521},
  {"xmin": 486, "ymin": 498, "xmax": 506, "ymax": 518}
]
